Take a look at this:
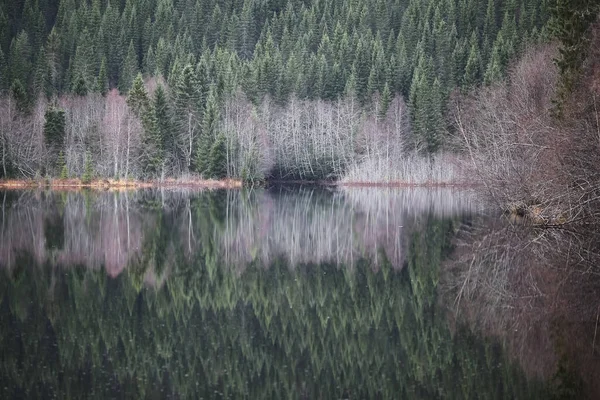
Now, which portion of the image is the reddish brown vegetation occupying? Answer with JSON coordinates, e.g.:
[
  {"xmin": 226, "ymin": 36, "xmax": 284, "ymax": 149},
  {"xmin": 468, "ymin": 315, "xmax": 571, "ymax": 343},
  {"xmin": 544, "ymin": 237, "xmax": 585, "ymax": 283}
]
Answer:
[{"xmin": 452, "ymin": 29, "xmax": 600, "ymax": 225}]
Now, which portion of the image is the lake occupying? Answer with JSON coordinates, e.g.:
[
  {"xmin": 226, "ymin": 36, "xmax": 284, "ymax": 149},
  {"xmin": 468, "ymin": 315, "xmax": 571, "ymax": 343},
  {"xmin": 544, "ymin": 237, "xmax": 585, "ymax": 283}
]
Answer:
[{"xmin": 0, "ymin": 187, "xmax": 598, "ymax": 399}]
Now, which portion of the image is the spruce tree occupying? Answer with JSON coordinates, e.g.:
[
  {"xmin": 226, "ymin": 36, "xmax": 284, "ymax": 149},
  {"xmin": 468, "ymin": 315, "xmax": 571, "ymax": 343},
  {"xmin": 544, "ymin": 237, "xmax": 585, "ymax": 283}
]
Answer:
[
  {"xmin": 379, "ymin": 83, "xmax": 392, "ymax": 119},
  {"xmin": 483, "ymin": 43, "xmax": 504, "ymax": 85},
  {"xmin": 196, "ymin": 86, "xmax": 219, "ymax": 176},
  {"xmin": 551, "ymin": 0, "xmax": 599, "ymax": 107},
  {"xmin": 9, "ymin": 31, "xmax": 32, "ymax": 91},
  {"xmin": 141, "ymin": 103, "xmax": 164, "ymax": 177},
  {"xmin": 209, "ymin": 133, "xmax": 228, "ymax": 179},
  {"xmin": 73, "ymin": 74, "xmax": 88, "ymax": 96},
  {"xmin": 120, "ymin": 40, "xmax": 139, "ymax": 93},
  {"xmin": 32, "ymin": 46, "xmax": 50, "ymax": 98},
  {"xmin": 0, "ymin": 48, "xmax": 6, "ymax": 91},
  {"xmin": 10, "ymin": 80, "xmax": 30, "ymax": 113},
  {"xmin": 44, "ymin": 107, "xmax": 66, "ymax": 149},
  {"xmin": 463, "ymin": 34, "xmax": 482, "ymax": 88},
  {"xmin": 154, "ymin": 84, "xmax": 175, "ymax": 163},
  {"xmin": 44, "ymin": 107, "xmax": 66, "ymax": 173},
  {"xmin": 127, "ymin": 73, "xmax": 150, "ymax": 116},
  {"xmin": 95, "ymin": 57, "xmax": 109, "ymax": 96}
]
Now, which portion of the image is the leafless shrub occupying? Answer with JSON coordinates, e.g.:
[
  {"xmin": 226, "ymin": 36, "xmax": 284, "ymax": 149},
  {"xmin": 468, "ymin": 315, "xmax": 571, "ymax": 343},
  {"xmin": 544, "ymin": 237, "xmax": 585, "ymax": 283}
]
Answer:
[
  {"xmin": 451, "ymin": 45, "xmax": 560, "ymax": 212},
  {"xmin": 452, "ymin": 32, "xmax": 600, "ymax": 226}
]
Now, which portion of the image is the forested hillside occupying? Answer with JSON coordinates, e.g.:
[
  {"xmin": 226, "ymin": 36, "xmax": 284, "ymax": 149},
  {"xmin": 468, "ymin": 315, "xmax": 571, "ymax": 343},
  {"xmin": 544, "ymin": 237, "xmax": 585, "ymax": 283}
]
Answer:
[{"xmin": 0, "ymin": 0, "xmax": 550, "ymax": 180}]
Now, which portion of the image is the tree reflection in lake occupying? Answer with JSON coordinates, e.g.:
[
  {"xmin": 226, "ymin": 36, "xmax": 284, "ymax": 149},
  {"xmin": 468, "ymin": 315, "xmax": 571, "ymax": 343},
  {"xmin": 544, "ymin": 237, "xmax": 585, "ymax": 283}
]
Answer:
[
  {"xmin": 0, "ymin": 188, "xmax": 554, "ymax": 398},
  {"xmin": 444, "ymin": 215, "xmax": 600, "ymax": 399}
]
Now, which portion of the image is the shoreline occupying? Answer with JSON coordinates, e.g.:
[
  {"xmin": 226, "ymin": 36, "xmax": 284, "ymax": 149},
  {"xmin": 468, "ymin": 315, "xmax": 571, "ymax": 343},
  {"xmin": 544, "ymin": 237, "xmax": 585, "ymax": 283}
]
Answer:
[
  {"xmin": 0, "ymin": 178, "xmax": 474, "ymax": 190},
  {"xmin": 0, "ymin": 178, "xmax": 243, "ymax": 190}
]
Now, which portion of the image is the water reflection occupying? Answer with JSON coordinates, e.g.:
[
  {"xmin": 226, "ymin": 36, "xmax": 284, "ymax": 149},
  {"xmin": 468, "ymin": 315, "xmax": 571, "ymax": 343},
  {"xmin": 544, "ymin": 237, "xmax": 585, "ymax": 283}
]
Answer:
[
  {"xmin": 444, "ymin": 215, "xmax": 600, "ymax": 399},
  {"xmin": 0, "ymin": 188, "xmax": 478, "ymax": 276},
  {"xmin": 0, "ymin": 188, "xmax": 551, "ymax": 399}
]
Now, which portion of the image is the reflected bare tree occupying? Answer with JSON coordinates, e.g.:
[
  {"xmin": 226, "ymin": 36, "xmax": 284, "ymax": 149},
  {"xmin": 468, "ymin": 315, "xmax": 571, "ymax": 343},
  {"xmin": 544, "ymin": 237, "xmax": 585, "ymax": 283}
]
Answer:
[
  {"xmin": 0, "ymin": 188, "xmax": 477, "ymax": 280},
  {"xmin": 443, "ymin": 216, "xmax": 600, "ymax": 398}
]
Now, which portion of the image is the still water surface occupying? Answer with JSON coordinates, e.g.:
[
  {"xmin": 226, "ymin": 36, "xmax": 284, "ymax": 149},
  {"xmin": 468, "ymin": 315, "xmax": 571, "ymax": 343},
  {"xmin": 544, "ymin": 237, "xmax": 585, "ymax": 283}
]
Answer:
[{"xmin": 0, "ymin": 187, "xmax": 594, "ymax": 399}]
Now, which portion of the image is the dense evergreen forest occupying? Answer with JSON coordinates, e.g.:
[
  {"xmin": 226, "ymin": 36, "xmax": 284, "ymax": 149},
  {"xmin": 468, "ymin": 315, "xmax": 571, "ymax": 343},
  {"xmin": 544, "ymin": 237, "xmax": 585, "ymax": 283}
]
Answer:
[{"xmin": 0, "ymin": 0, "xmax": 551, "ymax": 181}]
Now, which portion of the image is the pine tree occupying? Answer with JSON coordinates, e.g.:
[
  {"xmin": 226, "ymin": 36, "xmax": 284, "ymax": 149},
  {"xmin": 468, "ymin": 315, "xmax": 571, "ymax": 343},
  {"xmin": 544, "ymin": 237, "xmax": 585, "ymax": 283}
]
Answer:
[
  {"xmin": 154, "ymin": 84, "xmax": 176, "ymax": 163},
  {"xmin": 73, "ymin": 74, "xmax": 88, "ymax": 96},
  {"xmin": 10, "ymin": 80, "xmax": 30, "ymax": 113},
  {"xmin": 463, "ymin": 34, "xmax": 482, "ymax": 88},
  {"xmin": 0, "ymin": 48, "xmax": 6, "ymax": 91},
  {"xmin": 72, "ymin": 28, "xmax": 96, "ymax": 89},
  {"xmin": 44, "ymin": 106, "xmax": 66, "ymax": 172},
  {"xmin": 483, "ymin": 42, "xmax": 504, "ymax": 85},
  {"xmin": 196, "ymin": 86, "xmax": 219, "ymax": 176},
  {"xmin": 95, "ymin": 57, "xmax": 109, "ymax": 96},
  {"xmin": 141, "ymin": 102, "xmax": 164, "ymax": 177},
  {"xmin": 120, "ymin": 40, "xmax": 139, "ymax": 93},
  {"xmin": 44, "ymin": 107, "xmax": 66, "ymax": 149},
  {"xmin": 82, "ymin": 151, "xmax": 94, "ymax": 184},
  {"xmin": 127, "ymin": 73, "xmax": 150, "ymax": 116},
  {"xmin": 58, "ymin": 151, "xmax": 68, "ymax": 179},
  {"xmin": 379, "ymin": 82, "xmax": 392, "ymax": 119},
  {"xmin": 551, "ymin": 0, "xmax": 599, "ymax": 108},
  {"xmin": 32, "ymin": 46, "xmax": 51, "ymax": 98},
  {"xmin": 45, "ymin": 28, "xmax": 61, "ymax": 94},
  {"xmin": 9, "ymin": 31, "xmax": 32, "ymax": 91},
  {"xmin": 209, "ymin": 133, "xmax": 228, "ymax": 179}
]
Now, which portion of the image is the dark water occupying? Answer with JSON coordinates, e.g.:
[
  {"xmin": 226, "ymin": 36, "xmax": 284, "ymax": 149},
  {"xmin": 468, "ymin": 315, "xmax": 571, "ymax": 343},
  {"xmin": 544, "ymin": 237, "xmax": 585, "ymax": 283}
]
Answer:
[{"xmin": 0, "ymin": 187, "xmax": 596, "ymax": 399}]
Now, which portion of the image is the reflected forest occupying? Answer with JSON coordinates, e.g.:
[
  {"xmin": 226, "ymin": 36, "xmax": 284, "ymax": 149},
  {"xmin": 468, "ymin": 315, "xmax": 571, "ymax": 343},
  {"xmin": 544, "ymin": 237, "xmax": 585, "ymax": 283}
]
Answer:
[{"xmin": 0, "ymin": 188, "xmax": 551, "ymax": 399}]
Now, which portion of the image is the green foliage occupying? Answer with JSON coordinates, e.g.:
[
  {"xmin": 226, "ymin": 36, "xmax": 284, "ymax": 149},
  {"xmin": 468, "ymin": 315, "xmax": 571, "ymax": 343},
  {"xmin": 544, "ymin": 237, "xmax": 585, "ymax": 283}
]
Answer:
[
  {"xmin": 95, "ymin": 57, "xmax": 109, "ymax": 96},
  {"xmin": 44, "ymin": 106, "xmax": 66, "ymax": 149},
  {"xmin": 81, "ymin": 151, "xmax": 94, "ymax": 184},
  {"xmin": 196, "ymin": 86, "xmax": 219, "ymax": 176},
  {"xmin": 72, "ymin": 74, "xmax": 88, "ymax": 96},
  {"xmin": 58, "ymin": 151, "xmax": 68, "ymax": 179},
  {"xmin": 379, "ymin": 82, "xmax": 392, "ymax": 118},
  {"xmin": 8, "ymin": 31, "xmax": 32, "ymax": 90},
  {"xmin": 10, "ymin": 79, "xmax": 29, "ymax": 112},
  {"xmin": 551, "ymin": 0, "xmax": 600, "ymax": 112},
  {"xmin": 463, "ymin": 33, "xmax": 482, "ymax": 88},
  {"xmin": 141, "ymin": 103, "xmax": 164, "ymax": 177},
  {"xmin": 0, "ymin": 0, "xmax": 552, "ymax": 156},
  {"xmin": 127, "ymin": 73, "xmax": 149, "ymax": 116},
  {"xmin": 154, "ymin": 84, "xmax": 176, "ymax": 162},
  {"xmin": 120, "ymin": 40, "xmax": 139, "ymax": 93},
  {"xmin": 209, "ymin": 133, "xmax": 228, "ymax": 179}
]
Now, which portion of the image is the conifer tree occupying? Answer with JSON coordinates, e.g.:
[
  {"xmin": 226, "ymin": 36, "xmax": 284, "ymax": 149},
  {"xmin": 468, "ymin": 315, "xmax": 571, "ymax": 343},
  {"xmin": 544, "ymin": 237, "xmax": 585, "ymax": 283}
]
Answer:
[
  {"xmin": 9, "ymin": 31, "xmax": 32, "ymax": 90},
  {"xmin": 44, "ymin": 106, "xmax": 66, "ymax": 172},
  {"xmin": 128, "ymin": 73, "xmax": 150, "ymax": 116},
  {"xmin": 32, "ymin": 46, "xmax": 51, "ymax": 98},
  {"xmin": 463, "ymin": 34, "xmax": 482, "ymax": 88},
  {"xmin": 10, "ymin": 80, "xmax": 30, "ymax": 113},
  {"xmin": 483, "ymin": 43, "xmax": 504, "ymax": 85},
  {"xmin": 174, "ymin": 64, "xmax": 203, "ymax": 171},
  {"xmin": 379, "ymin": 83, "xmax": 392, "ymax": 118},
  {"xmin": 196, "ymin": 86, "xmax": 219, "ymax": 176},
  {"xmin": 73, "ymin": 74, "xmax": 88, "ymax": 96},
  {"xmin": 154, "ymin": 84, "xmax": 176, "ymax": 162},
  {"xmin": 0, "ymin": 48, "xmax": 6, "ymax": 91},
  {"xmin": 209, "ymin": 133, "xmax": 228, "ymax": 179},
  {"xmin": 551, "ymin": 0, "xmax": 599, "ymax": 107},
  {"xmin": 95, "ymin": 57, "xmax": 109, "ymax": 96},
  {"xmin": 120, "ymin": 40, "xmax": 139, "ymax": 92}
]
